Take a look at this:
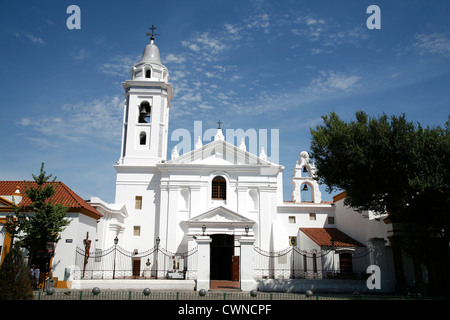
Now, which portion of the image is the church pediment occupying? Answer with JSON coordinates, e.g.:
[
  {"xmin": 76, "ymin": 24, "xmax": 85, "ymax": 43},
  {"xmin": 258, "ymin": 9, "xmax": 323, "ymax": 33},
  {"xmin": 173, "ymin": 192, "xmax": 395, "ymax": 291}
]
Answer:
[{"xmin": 166, "ymin": 139, "xmax": 276, "ymax": 166}]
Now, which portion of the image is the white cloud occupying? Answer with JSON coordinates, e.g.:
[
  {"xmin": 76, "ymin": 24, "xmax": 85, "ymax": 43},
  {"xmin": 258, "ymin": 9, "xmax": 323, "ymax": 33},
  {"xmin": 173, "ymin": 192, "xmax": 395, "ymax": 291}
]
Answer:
[
  {"xmin": 20, "ymin": 96, "xmax": 124, "ymax": 146},
  {"xmin": 246, "ymin": 13, "xmax": 270, "ymax": 34},
  {"xmin": 310, "ymin": 71, "xmax": 361, "ymax": 92},
  {"xmin": 413, "ymin": 32, "xmax": 450, "ymax": 57},
  {"xmin": 165, "ymin": 53, "xmax": 186, "ymax": 64},
  {"xmin": 98, "ymin": 54, "xmax": 139, "ymax": 77},
  {"xmin": 198, "ymin": 104, "xmax": 214, "ymax": 110},
  {"xmin": 71, "ymin": 49, "xmax": 90, "ymax": 61},
  {"xmin": 26, "ymin": 34, "xmax": 45, "ymax": 45}
]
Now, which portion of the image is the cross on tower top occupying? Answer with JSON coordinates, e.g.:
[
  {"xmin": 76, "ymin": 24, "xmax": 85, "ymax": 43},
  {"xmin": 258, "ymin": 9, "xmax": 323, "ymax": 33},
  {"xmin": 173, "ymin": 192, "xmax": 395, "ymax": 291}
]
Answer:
[
  {"xmin": 146, "ymin": 25, "xmax": 160, "ymax": 41},
  {"xmin": 217, "ymin": 120, "xmax": 222, "ymax": 129}
]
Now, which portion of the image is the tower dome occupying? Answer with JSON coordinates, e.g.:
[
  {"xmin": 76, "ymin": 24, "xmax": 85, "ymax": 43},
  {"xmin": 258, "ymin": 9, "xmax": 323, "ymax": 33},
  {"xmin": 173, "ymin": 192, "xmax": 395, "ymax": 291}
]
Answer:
[
  {"xmin": 130, "ymin": 38, "xmax": 169, "ymax": 82},
  {"xmin": 139, "ymin": 39, "xmax": 162, "ymax": 65}
]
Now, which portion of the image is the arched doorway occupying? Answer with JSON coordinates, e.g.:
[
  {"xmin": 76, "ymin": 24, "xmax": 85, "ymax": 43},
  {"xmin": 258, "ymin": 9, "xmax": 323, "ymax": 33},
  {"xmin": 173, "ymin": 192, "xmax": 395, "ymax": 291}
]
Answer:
[{"xmin": 210, "ymin": 234, "xmax": 234, "ymax": 280}]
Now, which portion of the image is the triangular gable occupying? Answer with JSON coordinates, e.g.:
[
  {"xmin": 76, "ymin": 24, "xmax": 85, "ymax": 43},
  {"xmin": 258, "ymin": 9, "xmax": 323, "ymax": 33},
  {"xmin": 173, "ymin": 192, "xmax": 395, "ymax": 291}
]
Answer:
[
  {"xmin": 0, "ymin": 195, "xmax": 13, "ymax": 207},
  {"xmin": 187, "ymin": 206, "xmax": 255, "ymax": 225},
  {"xmin": 167, "ymin": 139, "xmax": 277, "ymax": 166}
]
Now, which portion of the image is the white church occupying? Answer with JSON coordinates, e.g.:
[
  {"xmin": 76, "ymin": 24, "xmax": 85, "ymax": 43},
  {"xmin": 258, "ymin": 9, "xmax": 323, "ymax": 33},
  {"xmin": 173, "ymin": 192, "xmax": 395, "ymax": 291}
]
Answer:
[{"xmin": 1, "ymin": 35, "xmax": 401, "ymax": 293}]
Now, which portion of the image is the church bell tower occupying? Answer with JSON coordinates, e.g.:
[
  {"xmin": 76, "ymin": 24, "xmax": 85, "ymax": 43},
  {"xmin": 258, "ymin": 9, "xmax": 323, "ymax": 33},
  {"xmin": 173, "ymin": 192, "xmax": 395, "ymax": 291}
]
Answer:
[{"xmin": 118, "ymin": 29, "xmax": 173, "ymax": 166}]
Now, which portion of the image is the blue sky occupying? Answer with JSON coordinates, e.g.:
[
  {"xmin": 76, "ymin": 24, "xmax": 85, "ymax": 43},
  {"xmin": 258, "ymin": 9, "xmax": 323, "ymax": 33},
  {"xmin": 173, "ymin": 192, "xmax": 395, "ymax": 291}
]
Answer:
[{"xmin": 1, "ymin": 0, "xmax": 449, "ymax": 203}]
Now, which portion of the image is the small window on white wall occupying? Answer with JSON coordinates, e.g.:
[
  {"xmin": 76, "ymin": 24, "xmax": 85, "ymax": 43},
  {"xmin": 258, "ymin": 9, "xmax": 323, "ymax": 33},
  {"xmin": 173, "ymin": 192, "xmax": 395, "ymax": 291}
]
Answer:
[
  {"xmin": 289, "ymin": 216, "xmax": 296, "ymax": 224},
  {"xmin": 212, "ymin": 176, "xmax": 226, "ymax": 200},
  {"xmin": 328, "ymin": 216, "xmax": 335, "ymax": 224},
  {"xmin": 140, "ymin": 131, "xmax": 147, "ymax": 145},
  {"xmin": 289, "ymin": 236, "xmax": 297, "ymax": 246},
  {"xmin": 309, "ymin": 212, "xmax": 316, "ymax": 220},
  {"xmin": 133, "ymin": 226, "xmax": 141, "ymax": 236},
  {"xmin": 135, "ymin": 196, "xmax": 142, "ymax": 210}
]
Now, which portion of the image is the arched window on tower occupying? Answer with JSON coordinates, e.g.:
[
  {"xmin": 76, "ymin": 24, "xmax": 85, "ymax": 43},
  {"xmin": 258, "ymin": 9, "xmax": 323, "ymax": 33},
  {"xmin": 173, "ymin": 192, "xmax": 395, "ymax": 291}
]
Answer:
[
  {"xmin": 145, "ymin": 69, "xmax": 151, "ymax": 78},
  {"xmin": 301, "ymin": 166, "xmax": 310, "ymax": 177},
  {"xmin": 212, "ymin": 176, "xmax": 226, "ymax": 200},
  {"xmin": 139, "ymin": 101, "xmax": 151, "ymax": 123},
  {"xmin": 140, "ymin": 131, "xmax": 146, "ymax": 145}
]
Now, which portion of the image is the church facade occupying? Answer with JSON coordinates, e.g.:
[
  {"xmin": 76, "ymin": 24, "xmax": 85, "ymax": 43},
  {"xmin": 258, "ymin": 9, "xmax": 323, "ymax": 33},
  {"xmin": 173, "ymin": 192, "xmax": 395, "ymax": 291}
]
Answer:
[
  {"xmin": 1, "ymin": 36, "xmax": 397, "ymax": 292},
  {"xmin": 86, "ymin": 37, "xmax": 393, "ymax": 291}
]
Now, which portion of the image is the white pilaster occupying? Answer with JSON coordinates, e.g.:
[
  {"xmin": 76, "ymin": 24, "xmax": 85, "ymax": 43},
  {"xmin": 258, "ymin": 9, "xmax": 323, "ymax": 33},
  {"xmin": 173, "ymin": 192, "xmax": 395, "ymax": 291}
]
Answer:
[
  {"xmin": 195, "ymin": 235, "xmax": 212, "ymax": 291},
  {"xmin": 239, "ymin": 236, "xmax": 257, "ymax": 291}
]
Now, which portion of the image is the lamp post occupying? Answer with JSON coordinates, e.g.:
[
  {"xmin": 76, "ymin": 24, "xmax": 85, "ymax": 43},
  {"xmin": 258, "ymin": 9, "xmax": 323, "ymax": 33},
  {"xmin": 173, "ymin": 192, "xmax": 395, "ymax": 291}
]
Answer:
[
  {"xmin": 5, "ymin": 212, "xmax": 16, "ymax": 245},
  {"xmin": 291, "ymin": 237, "xmax": 296, "ymax": 279},
  {"xmin": 113, "ymin": 236, "xmax": 118, "ymax": 279},
  {"xmin": 155, "ymin": 237, "xmax": 160, "ymax": 279},
  {"xmin": 330, "ymin": 238, "xmax": 335, "ymax": 278}
]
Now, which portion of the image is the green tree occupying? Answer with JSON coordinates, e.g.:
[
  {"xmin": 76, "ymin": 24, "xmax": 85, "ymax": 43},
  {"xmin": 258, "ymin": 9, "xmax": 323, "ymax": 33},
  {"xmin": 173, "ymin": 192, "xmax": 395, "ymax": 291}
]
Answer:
[
  {"xmin": 0, "ymin": 242, "xmax": 33, "ymax": 300},
  {"xmin": 310, "ymin": 111, "xmax": 450, "ymax": 295},
  {"xmin": 12, "ymin": 163, "xmax": 71, "ymax": 267}
]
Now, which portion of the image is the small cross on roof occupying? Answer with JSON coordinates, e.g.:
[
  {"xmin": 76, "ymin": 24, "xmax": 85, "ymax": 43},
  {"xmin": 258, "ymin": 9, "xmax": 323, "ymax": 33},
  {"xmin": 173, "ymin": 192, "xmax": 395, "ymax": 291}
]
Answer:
[{"xmin": 146, "ymin": 24, "xmax": 160, "ymax": 41}]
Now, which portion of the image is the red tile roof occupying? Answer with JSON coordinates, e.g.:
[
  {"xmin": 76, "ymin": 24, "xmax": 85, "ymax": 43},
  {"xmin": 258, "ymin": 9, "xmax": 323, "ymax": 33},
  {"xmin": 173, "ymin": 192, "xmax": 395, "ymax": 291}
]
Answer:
[
  {"xmin": 300, "ymin": 228, "xmax": 364, "ymax": 247},
  {"xmin": 0, "ymin": 181, "xmax": 102, "ymax": 220}
]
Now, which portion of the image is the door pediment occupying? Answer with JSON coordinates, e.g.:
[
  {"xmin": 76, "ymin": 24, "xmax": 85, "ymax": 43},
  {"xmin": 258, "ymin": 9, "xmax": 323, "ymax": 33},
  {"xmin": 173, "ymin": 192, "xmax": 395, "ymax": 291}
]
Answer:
[
  {"xmin": 185, "ymin": 206, "xmax": 255, "ymax": 237},
  {"xmin": 187, "ymin": 206, "xmax": 255, "ymax": 224}
]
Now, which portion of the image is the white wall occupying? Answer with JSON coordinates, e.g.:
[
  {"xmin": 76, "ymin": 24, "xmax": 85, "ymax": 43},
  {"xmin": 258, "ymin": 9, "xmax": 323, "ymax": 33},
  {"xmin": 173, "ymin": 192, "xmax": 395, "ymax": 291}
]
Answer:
[
  {"xmin": 52, "ymin": 212, "xmax": 99, "ymax": 280},
  {"xmin": 334, "ymin": 199, "xmax": 389, "ymax": 246}
]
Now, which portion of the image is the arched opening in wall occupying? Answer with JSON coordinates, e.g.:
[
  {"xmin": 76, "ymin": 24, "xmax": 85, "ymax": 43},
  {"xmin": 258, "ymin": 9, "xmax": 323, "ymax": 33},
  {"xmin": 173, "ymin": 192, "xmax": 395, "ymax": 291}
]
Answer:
[
  {"xmin": 339, "ymin": 252, "xmax": 353, "ymax": 276},
  {"xmin": 145, "ymin": 68, "xmax": 151, "ymax": 78},
  {"xmin": 312, "ymin": 253, "xmax": 317, "ymax": 273},
  {"xmin": 140, "ymin": 131, "xmax": 146, "ymax": 145},
  {"xmin": 139, "ymin": 101, "xmax": 151, "ymax": 123},
  {"xmin": 212, "ymin": 176, "xmax": 226, "ymax": 200},
  {"xmin": 301, "ymin": 166, "xmax": 311, "ymax": 177},
  {"xmin": 300, "ymin": 183, "xmax": 313, "ymax": 202}
]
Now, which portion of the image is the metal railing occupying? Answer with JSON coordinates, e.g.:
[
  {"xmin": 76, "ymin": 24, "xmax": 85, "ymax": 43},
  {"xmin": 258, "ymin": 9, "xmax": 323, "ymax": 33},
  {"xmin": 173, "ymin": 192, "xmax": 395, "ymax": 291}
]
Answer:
[
  {"xmin": 74, "ymin": 245, "xmax": 197, "ymax": 280},
  {"xmin": 33, "ymin": 290, "xmax": 441, "ymax": 301},
  {"xmin": 253, "ymin": 245, "xmax": 373, "ymax": 280}
]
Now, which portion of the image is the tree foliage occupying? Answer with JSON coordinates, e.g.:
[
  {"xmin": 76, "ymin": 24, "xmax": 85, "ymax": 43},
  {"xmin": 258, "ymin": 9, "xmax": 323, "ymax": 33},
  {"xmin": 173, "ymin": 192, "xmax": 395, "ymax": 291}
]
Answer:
[
  {"xmin": 310, "ymin": 111, "xmax": 450, "ymax": 295},
  {"xmin": 310, "ymin": 111, "xmax": 450, "ymax": 234},
  {"xmin": 12, "ymin": 163, "xmax": 71, "ymax": 264},
  {"xmin": 0, "ymin": 242, "xmax": 33, "ymax": 300}
]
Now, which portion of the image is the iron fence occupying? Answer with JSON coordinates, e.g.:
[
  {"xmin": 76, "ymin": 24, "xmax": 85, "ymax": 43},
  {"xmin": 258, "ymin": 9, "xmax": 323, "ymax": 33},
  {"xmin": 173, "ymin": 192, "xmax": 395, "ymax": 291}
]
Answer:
[
  {"xmin": 74, "ymin": 243, "xmax": 374, "ymax": 281},
  {"xmin": 74, "ymin": 245, "xmax": 197, "ymax": 280},
  {"xmin": 33, "ymin": 290, "xmax": 440, "ymax": 301},
  {"xmin": 253, "ymin": 245, "xmax": 373, "ymax": 280}
]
